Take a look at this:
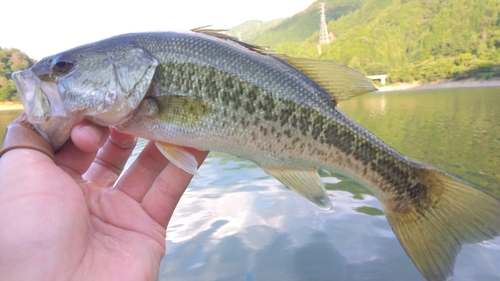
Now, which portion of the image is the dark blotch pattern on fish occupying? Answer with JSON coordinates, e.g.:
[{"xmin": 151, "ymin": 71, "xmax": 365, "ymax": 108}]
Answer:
[{"xmin": 153, "ymin": 61, "xmax": 431, "ymax": 212}]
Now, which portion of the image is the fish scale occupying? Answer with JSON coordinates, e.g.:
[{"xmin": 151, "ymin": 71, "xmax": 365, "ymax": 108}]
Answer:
[
  {"xmin": 10, "ymin": 28, "xmax": 500, "ymax": 281},
  {"xmin": 141, "ymin": 60, "xmax": 447, "ymax": 217},
  {"xmin": 150, "ymin": 59, "xmax": 411, "ymax": 179}
]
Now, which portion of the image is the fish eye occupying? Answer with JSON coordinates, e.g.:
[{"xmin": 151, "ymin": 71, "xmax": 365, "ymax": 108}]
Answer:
[{"xmin": 52, "ymin": 60, "xmax": 74, "ymax": 75}]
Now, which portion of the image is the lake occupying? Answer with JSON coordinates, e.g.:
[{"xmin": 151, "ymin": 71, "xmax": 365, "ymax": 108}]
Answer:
[{"xmin": 1, "ymin": 87, "xmax": 500, "ymax": 281}]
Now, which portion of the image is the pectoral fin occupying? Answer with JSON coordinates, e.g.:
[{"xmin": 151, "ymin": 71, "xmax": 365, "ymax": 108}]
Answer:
[
  {"xmin": 155, "ymin": 142, "xmax": 200, "ymax": 176},
  {"xmin": 263, "ymin": 167, "xmax": 332, "ymax": 210}
]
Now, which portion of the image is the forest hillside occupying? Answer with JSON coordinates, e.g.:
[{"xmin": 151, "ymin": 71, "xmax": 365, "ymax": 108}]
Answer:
[
  {"xmin": 0, "ymin": 48, "xmax": 35, "ymax": 101},
  {"xmin": 230, "ymin": 0, "xmax": 500, "ymax": 84}
]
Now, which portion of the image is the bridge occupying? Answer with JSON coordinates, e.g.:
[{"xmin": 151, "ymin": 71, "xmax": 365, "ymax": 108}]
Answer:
[{"xmin": 366, "ymin": 75, "xmax": 387, "ymax": 85}]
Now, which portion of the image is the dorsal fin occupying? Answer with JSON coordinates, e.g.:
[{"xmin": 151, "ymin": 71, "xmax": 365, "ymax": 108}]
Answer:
[
  {"xmin": 277, "ymin": 55, "xmax": 378, "ymax": 104},
  {"xmin": 191, "ymin": 26, "xmax": 273, "ymax": 55},
  {"xmin": 191, "ymin": 27, "xmax": 376, "ymax": 104}
]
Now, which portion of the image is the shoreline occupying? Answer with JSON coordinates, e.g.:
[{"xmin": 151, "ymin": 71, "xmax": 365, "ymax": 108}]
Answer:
[
  {"xmin": 0, "ymin": 102, "xmax": 23, "ymax": 111},
  {"xmin": 377, "ymin": 78, "xmax": 500, "ymax": 92},
  {"xmin": 1, "ymin": 79, "xmax": 499, "ymax": 111}
]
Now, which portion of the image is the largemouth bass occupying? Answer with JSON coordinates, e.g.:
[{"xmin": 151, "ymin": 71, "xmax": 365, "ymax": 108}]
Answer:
[{"xmin": 11, "ymin": 28, "xmax": 500, "ymax": 281}]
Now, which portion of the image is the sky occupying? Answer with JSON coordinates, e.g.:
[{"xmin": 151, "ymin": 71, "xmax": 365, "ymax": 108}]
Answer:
[{"xmin": 2, "ymin": 0, "xmax": 316, "ymax": 60}]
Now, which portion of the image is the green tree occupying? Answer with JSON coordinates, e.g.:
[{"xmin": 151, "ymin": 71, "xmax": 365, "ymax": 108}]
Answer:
[
  {"xmin": 0, "ymin": 47, "xmax": 36, "ymax": 101},
  {"xmin": 245, "ymin": 0, "xmax": 500, "ymax": 84}
]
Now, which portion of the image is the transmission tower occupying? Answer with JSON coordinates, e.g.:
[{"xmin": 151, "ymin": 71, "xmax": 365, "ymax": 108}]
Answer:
[{"xmin": 318, "ymin": 2, "xmax": 330, "ymax": 45}]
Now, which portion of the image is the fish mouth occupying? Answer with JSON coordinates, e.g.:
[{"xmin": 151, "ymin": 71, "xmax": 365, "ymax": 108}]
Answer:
[{"xmin": 12, "ymin": 70, "xmax": 83, "ymax": 150}]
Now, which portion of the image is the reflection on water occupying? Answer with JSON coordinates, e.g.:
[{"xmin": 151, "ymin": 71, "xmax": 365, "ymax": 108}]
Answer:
[
  {"xmin": 2, "ymin": 87, "xmax": 500, "ymax": 281},
  {"xmin": 339, "ymin": 87, "xmax": 500, "ymax": 197},
  {"xmin": 160, "ymin": 150, "xmax": 500, "ymax": 281},
  {"xmin": 0, "ymin": 109, "xmax": 23, "ymax": 141},
  {"xmin": 159, "ymin": 151, "xmax": 413, "ymax": 281}
]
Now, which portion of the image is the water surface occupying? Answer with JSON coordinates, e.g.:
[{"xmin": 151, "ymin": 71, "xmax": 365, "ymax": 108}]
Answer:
[
  {"xmin": 0, "ymin": 109, "xmax": 23, "ymax": 141},
  {"xmin": 1, "ymin": 87, "xmax": 499, "ymax": 281}
]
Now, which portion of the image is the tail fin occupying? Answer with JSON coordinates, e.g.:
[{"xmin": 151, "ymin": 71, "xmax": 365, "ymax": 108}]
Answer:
[{"xmin": 384, "ymin": 168, "xmax": 500, "ymax": 281}]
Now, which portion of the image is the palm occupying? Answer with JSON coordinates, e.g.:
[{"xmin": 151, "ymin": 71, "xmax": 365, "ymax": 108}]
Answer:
[{"xmin": 0, "ymin": 123, "xmax": 208, "ymax": 281}]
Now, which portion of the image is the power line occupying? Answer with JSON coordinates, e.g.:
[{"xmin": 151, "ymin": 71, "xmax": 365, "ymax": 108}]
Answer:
[{"xmin": 318, "ymin": 2, "xmax": 330, "ymax": 45}]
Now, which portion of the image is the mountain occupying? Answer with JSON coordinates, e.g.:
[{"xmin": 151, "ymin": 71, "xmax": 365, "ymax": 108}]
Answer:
[
  {"xmin": 231, "ymin": 0, "xmax": 500, "ymax": 84},
  {"xmin": 228, "ymin": 19, "xmax": 284, "ymax": 44},
  {"xmin": 229, "ymin": 0, "xmax": 368, "ymax": 47},
  {"xmin": 317, "ymin": 0, "xmax": 500, "ymax": 82}
]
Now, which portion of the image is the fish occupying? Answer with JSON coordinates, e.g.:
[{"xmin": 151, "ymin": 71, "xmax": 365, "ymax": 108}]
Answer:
[{"xmin": 11, "ymin": 28, "xmax": 500, "ymax": 281}]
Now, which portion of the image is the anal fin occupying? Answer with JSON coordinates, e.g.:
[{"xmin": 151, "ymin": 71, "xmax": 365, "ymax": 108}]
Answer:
[
  {"xmin": 155, "ymin": 142, "xmax": 200, "ymax": 176},
  {"xmin": 262, "ymin": 167, "xmax": 332, "ymax": 210}
]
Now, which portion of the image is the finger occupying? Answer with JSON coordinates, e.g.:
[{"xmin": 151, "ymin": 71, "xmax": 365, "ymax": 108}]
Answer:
[
  {"xmin": 0, "ymin": 113, "xmax": 55, "ymax": 162},
  {"xmin": 83, "ymin": 128, "xmax": 137, "ymax": 187},
  {"xmin": 55, "ymin": 121, "xmax": 109, "ymax": 176},
  {"xmin": 115, "ymin": 141, "xmax": 170, "ymax": 201},
  {"xmin": 141, "ymin": 148, "xmax": 209, "ymax": 229}
]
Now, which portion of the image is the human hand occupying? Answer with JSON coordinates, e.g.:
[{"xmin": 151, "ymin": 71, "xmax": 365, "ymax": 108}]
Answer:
[{"xmin": 0, "ymin": 116, "xmax": 208, "ymax": 281}]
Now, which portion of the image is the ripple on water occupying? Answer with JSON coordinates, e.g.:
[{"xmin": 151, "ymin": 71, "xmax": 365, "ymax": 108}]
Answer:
[{"xmin": 115, "ymin": 103, "xmax": 500, "ymax": 281}]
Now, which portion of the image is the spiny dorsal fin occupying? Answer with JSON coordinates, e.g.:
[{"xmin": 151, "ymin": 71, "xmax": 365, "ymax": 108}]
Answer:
[
  {"xmin": 191, "ymin": 26, "xmax": 273, "ymax": 55},
  {"xmin": 277, "ymin": 55, "xmax": 378, "ymax": 104}
]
